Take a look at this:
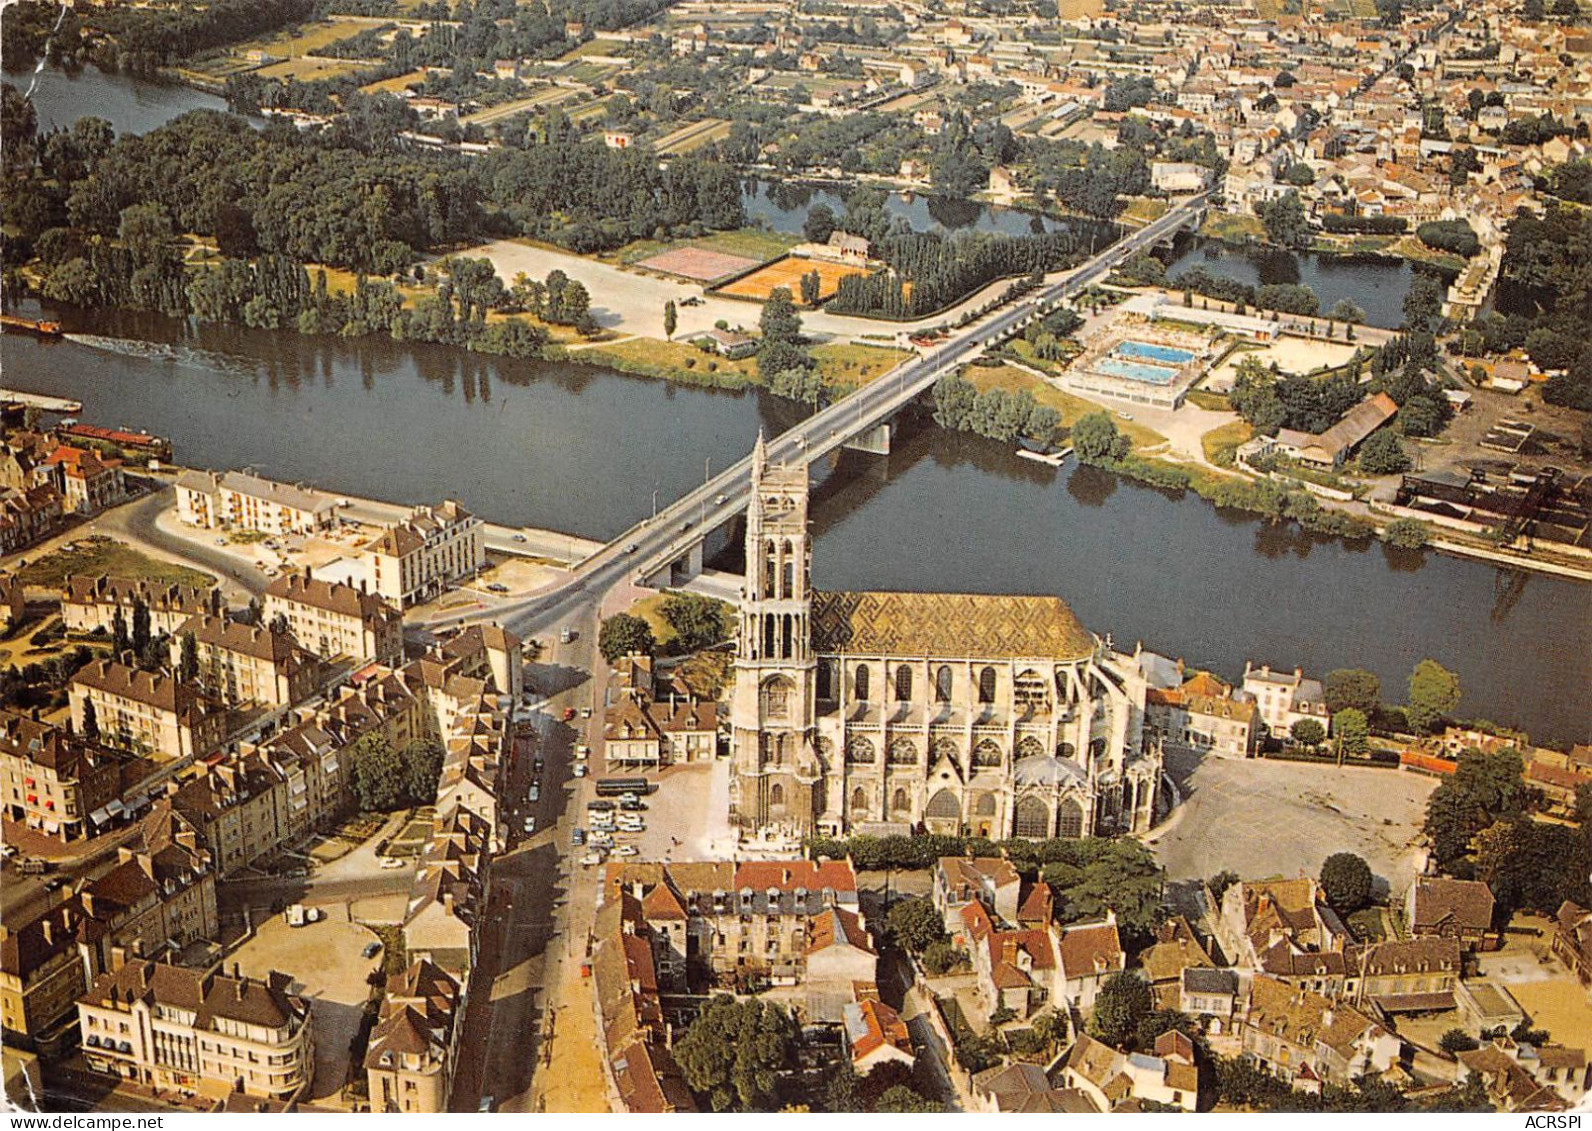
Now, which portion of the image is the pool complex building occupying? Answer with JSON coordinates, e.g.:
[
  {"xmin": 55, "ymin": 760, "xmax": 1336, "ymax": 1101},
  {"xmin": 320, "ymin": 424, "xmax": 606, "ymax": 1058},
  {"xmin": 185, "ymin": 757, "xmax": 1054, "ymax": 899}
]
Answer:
[{"xmin": 1062, "ymin": 328, "xmax": 1213, "ymax": 409}]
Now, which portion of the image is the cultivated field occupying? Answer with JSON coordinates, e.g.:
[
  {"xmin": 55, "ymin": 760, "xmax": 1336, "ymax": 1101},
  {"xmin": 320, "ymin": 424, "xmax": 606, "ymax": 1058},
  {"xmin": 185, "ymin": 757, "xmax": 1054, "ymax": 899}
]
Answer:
[
  {"xmin": 233, "ymin": 18, "xmax": 374, "ymax": 58},
  {"xmin": 653, "ymin": 118, "xmax": 732, "ymax": 156},
  {"xmin": 716, "ymin": 256, "xmax": 868, "ymax": 304}
]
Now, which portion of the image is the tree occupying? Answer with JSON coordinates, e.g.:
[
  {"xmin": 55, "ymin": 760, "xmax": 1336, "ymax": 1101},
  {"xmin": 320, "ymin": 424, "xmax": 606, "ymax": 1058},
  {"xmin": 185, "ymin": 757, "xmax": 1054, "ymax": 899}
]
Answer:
[
  {"xmin": 674, "ymin": 995, "xmax": 797, "ymax": 1111},
  {"xmin": 1358, "ymin": 429, "xmax": 1411, "ymax": 474},
  {"xmin": 760, "ymin": 287, "xmax": 802, "ymax": 345},
  {"xmin": 921, "ymin": 940, "xmax": 967, "ymax": 975},
  {"xmin": 349, "ymin": 733, "xmax": 406, "ymax": 812},
  {"xmin": 81, "ymin": 698, "xmax": 99, "ymax": 742},
  {"xmin": 599, "ymin": 613, "xmax": 656, "ymax": 664},
  {"xmin": 1402, "ymin": 274, "xmax": 1444, "ymax": 333},
  {"xmin": 1408, "ymin": 659, "xmax": 1461, "ymax": 733},
  {"xmin": 1328, "ymin": 298, "xmax": 1366, "ymax": 324},
  {"xmin": 663, "ymin": 299, "xmax": 677, "ymax": 340},
  {"xmin": 660, "ymin": 594, "xmax": 729, "ymax": 653},
  {"xmin": 1258, "ymin": 190, "xmax": 1311, "ymax": 249},
  {"xmin": 1291, "ymin": 718, "xmax": 1326, "ymax": 748},
  {"xmin": 1383, "ymin": 517, "xmax": 1430, "ymax": 550},
  {"xmin": 1440, "ymin": 1029, "xmax": 1479, "ymax": 1054},
  {"xmin": 804, "ymin": 202, "xmax": 837, "ymax": 244},
  {"xmin": 400, "ymin": 739, "xmax": 444, "ymax": 805},
  {"xmin": 130, "ymin": 599, "xmax": 151, "ymax": 654},
  {"xmin": 885, "ymin": 896, "xmax": 946, "ymax": 954},
  {"xmin": 1320, "ymin": 852, "xmax": 1374, "ymax": 913},
  {"xmin": 1088, "ymin": 971, "xmax": 1154, "ymax": 1048},
  {"xmin": 1333, "ymin": 708, "xmax": 1371, "ymax": 756},
  {"xmin": 1424, "ymin": 747, "xmax": 1528, "ymax": 873},
  {"xmin": 1208, "ymin": 869, "xmax": 1239, "ymax": 904},
  {"xmin": 1325, "ymin": 669, "xmax": 1381, "ymax": 716},
  {"xmin": 178, "ymin": 633, "xmax": 199, "ymax": 684},
  {"xmin": 874, "ymin": 1085, "xmax": 941, "ymax": 1113},
  {"xmin": 1071, "ymin": 412, "xmax": 1128, "ymax": 464},
  {"xmin": 112, "ymin": 607, "xmax": 131, "ymax": 656}
]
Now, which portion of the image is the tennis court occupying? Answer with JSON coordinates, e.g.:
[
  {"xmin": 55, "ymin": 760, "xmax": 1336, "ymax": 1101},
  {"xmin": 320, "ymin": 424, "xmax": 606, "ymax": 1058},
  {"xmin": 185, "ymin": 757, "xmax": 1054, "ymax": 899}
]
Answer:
[
  {"xmin": 636, "ymin": 246, "xmax": 761, "ymax": 282},
  {"xmin": 715, "ymin": 256, "xmax": 868, "ymax": 304}
]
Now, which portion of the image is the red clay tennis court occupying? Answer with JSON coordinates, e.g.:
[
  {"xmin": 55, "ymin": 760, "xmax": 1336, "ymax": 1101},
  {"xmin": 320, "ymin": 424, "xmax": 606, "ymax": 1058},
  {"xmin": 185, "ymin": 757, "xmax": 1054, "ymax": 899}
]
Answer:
[{"xmin": 636, "ymin": 246, "xmax": 761, "ymax": 282}]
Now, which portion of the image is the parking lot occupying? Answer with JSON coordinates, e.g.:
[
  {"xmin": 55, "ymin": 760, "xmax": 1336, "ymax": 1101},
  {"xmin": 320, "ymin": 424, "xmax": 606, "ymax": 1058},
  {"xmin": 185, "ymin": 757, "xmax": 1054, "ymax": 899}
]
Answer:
[
  {"xmin": 572, "ymin": 761, "xmax": 737, "ymax": 868},
  {"xmin": 1148, "ymin": 745, "xmax": 1437, "ymax": 895},
  {"xmin": 225, "ymin": 912, "xmax": 384, "ymax": 1105}
]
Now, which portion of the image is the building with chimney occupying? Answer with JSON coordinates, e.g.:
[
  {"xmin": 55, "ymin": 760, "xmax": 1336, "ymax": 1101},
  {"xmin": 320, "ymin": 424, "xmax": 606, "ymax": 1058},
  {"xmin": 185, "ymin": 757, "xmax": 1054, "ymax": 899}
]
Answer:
[
  {"xmin": 262, "ymin": 574, "xmax": 402, "ymax": 666},
  {"xmin": 77, "ymin": 959, "xmax": 313, "ymax": 1100},
  {"xmin": 70, "ymin": 660, "xmax": 228, "ymax": 762},
  {"xmin": 0, "ymin": 710, "xmax": 122, "ymax": 840},
  {"xmin": 364, "ymin": 960, "xmax": 463, "ymax": 1114},
  {"xmin": 172, "ymin": 615, "xmax": 318, "ymax": 708}
]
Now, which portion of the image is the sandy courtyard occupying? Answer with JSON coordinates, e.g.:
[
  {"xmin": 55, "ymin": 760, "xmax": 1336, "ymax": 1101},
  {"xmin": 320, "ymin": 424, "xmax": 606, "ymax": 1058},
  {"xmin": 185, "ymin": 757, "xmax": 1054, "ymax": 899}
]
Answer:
[
  {"xmin": 1206, "ymin": 337, "xmax": 1361, "ymax": 390},
  {"xmin": 1476, "ymin": 917, "xmax": 1592, "ymax": 1055},
  {"xmin": 1149, "ymin": 746, "xmax": 1436, "ymax": 895}
]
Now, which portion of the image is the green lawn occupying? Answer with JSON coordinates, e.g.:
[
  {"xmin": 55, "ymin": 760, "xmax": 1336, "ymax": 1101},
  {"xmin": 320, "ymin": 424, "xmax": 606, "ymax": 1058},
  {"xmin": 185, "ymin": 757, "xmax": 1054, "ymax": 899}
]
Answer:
[
  {"xmin": 1201, "ymin": 419, "xmax": 1253, "ymax": 466},
  {"xmin": 1199, "ymin": 212, "xmax": 1266, "ymax": 243},
  {"xmin": 965, "ymin": 364, "xmax": 1168, "ymax": 451},
  {"xmin": 18, "ymin": 536, "xmax": 214, "ymax": 591}
]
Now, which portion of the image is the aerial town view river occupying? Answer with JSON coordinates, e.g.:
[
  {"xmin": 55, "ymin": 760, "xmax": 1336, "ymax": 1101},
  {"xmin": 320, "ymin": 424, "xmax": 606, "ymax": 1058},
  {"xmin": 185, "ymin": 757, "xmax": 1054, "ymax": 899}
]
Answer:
[{"xmin": 4, "ymin": 65, "xmax": 1588, "ymax": 747}]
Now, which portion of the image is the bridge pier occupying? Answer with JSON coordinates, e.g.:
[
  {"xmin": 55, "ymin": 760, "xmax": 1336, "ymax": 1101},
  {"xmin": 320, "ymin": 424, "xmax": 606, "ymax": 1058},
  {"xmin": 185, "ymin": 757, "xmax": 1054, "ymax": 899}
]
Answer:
[{"xmin": 842, "ymin": 422, "xmax": 891, "ymax": 456}]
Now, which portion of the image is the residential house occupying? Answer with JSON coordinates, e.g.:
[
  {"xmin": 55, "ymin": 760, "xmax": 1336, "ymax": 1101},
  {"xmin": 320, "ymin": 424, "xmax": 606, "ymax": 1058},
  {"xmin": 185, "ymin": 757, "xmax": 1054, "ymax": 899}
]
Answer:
[
  {"xmin": 173, "ymin": 615, "xmax": 318, "ymax": 708},
  {"xmin": 603, "ymin": 686, "xmax": 716, "ymax": 768},
  {"xmin": 362, "ymin": 501, "xmax": 483, "ymax": 609},
  {"xmin": 935, "ymin": 856, "xmax": 1022, "ymax": 937},
  {"xmin": 1058, "ymin": 1030, "xmax": 1201, "ymax": 1112},
  {"xmin": 1181, "ymin": 967, "xmax": 1241, "ymax": 1028},
  {"xmin": 1238, "ymin": 975, "xmax": 1400, "ymax": 1091},
  {"xmin": 1239, "ymin": 665, "xmax": 1331, "ymax": 739},
  {"xmin": 1053, "ymin": 914, "xmax": 1126, "ymax": 1013},
  {"xmin": 1405, "ymin": 876, "xmax": 1495, "ymax": 947},
  {"xmin": 262, "ymin": 574, "xmax": 403, "ymax": 665},
  {"xmin": 1552, "ymin": 901, "xmax": 1591, "ymax": 985},
  {"xmin": 0, "ymin": 486, "xmax": 62, "ymax": 554},
  {"xmin": 1456, "ymin": 1039, "xmax": 1579, "ymax": 1112},
  {"xmin": 842, "ymin": 996, "xmax": 914, "ymax": 1074},
  {"xmin": 1356, "ymin": 937, "xmax": 1461, "ymax": 1015},
  {"xmin": 70, "ymin": 660, "xmax": 228, "ymax": 762},
  {"xmin": 61, "ymin": 576, "xmax": 219, "ymax": 639},
  {"xmin": 971, "ymin": 1062, "xmax": 1099, "ymax": 1113},
  {"xmin": 1216, "ymin": 876, "xmax": 1350, "ymax": 976},
  {"xmin": 364, "ymin": 960, "xmax": 463, "ymax": 1114},
  {"xmin": 1141, "ymin": 916, "xmax": 1216, "ymax": 1009},
  {"xmin": 1273, "ymin": 393, "xmax": 1399, "ymax": 469},
  {"xmin": 961, "ymin": 900, "xmax": 1055, "ymax": 1018},
  {"xmin": 175, "ymin": 470, "xmax": 335, "ymax": 535},
  {"xmin": 0, "ymin": 902, "xmax": 88, "ymax": 1050},
  {"xmin": 78, "ymin": 959, "xmax": 314, "ymax": 1101},
  {"xmin": 601, "ymin": 859, "xmax": 869, "ymax": 1006},
  {"xmin": 168, "ymin": 755, "xmax": 291, "ymax": 876},
  {"xmin": 44, "ymin": 446, "xmax": 124, "ymax": 516},
  {"xmin": 694, "ymin": 328, "xmax": 758, "ymax": 359},
  {"xmin": 402, "ymin": 803, "xmax": 494, "ymax": 975},
  {"xmin": 0, "ymin": 710, "xmax": 122, "ymax": 840}
]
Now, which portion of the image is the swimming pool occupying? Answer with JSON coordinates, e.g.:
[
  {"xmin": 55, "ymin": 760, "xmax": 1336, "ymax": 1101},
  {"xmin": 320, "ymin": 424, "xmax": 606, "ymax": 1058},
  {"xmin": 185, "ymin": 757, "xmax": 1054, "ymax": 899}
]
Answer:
[
  {"xmin": 1094, "ymin": 357, "xmax": 1180, "ymax": 385},
  {"xmin": 1116, "ymin": 340, "xmax": 1196, "ymax": 365}
]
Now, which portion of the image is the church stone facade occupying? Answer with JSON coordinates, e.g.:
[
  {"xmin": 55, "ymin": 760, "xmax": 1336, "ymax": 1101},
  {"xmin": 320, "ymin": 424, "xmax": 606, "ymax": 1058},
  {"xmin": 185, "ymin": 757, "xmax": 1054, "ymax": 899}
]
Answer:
[{"xmin": 729, "ymin": 440, "xmax": 1164, "ymax": 841}]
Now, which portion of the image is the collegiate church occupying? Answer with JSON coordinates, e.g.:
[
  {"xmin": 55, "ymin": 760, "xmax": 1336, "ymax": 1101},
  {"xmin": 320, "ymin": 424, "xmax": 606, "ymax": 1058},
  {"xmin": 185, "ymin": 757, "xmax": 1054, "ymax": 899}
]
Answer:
[{"xmin": 728, "ymin": 437, "xmax": 1165, "ymax": 840}]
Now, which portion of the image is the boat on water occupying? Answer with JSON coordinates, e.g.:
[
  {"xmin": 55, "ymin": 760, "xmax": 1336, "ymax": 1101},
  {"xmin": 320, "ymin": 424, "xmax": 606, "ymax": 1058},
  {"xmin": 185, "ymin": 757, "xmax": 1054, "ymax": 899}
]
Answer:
[{"xmin": 0, "ymin": 314, "xmax": 64, "ymax": 337}]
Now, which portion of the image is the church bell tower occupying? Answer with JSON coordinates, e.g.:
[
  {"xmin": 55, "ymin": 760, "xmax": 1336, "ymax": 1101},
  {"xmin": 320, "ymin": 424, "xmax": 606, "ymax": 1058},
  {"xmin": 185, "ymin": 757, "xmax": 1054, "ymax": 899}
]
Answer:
[{"xmin": 728, "ymin": 433, "xmax": 819, "ymax": 833}]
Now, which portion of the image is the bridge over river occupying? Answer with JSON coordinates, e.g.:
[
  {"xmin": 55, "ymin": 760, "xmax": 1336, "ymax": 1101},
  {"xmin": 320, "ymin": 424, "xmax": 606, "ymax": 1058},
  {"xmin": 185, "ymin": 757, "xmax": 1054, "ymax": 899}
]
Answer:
[{"xmin": 452, "ymin": 193, "xmax": 1209, "ymax": 640}]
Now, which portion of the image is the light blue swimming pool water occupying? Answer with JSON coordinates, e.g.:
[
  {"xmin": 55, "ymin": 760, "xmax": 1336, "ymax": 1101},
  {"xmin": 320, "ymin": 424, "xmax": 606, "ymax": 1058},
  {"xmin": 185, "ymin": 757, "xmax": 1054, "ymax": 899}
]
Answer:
[
  {"xmin": 1095, "ymin": 357, "xmax": 1179, "ymax": 385},
  {"xmin": 1117, "ymin": 340, "xmax": 1195, "ymax": 364}
]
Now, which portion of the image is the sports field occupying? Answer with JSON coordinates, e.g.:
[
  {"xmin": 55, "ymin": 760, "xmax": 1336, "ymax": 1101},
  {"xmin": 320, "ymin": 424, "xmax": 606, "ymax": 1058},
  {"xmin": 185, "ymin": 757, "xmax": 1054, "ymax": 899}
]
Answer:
[
  {"xmin": 636, "ymin": 247, "xmax": 760, "ymax": 282},
  {"xmin": 716, "ymin": 256, "xmax": 868, "ymax": 304}
]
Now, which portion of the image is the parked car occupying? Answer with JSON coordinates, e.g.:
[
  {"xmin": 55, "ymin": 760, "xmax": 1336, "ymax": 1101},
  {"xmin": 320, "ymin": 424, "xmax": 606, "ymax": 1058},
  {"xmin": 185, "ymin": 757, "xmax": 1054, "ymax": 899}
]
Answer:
[
  {"xmin": 560, "ymin": 627, "xmax": 574, "ymax": 643},
  {"xmin": 573, "ymin": 744, "xmax": 590, "ymax": 760},
  {"xmin": 487, "ymin": 582, "xmax": 508, "ymax": 593},
  {"xmin": 523, "ymin": 817, "xmax": 536, "ymax": 834},
  {"xmin": 478, "ymin": 1097, "xmax": 495, "ymax": 1113},
  {"xmin": 580, "ymin": 852, "xmax": 606, "ymax": 866},
  {"xmin": 562, "ymin": 707, "xmax": 577, "ymax": 721},
  {"xmin": 573, "ymin": 762, "xmax": 588, "ymax": 777},
  {"xmin": 572, "ymin": 828, "xmax": 587, "ymax": 846},
  {"xmin": 512, "ymin": 533, "xmax": 527, "ymax": 543},
  {"xmin": 581, "ymin": 707, "xmax": 592, "ymax": 719},
  {"xmin": 620, "ymin": 799, "xmax": 646, "ymax": 812},
  {"xmin": 362, "ymin": 941, "xmax": 382, "ymax": 959},
  {"xmin": 589, "ymin": 833, "xmax": 614, "ymax": 848},
  {"xmin": 379, "ymin": 856, "xmax": 405, "ymax": 869},
  {"xmin": 619, "ymin": 792, "xmax": 640, "ymax": 805},
  {"xmin": 613, "ymin": 845, "xmax": 640, "ymax": 857},
  {"xmin": 528, "ymin": 784, "xmax": 540, "ymax": 803}
]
